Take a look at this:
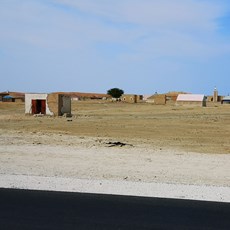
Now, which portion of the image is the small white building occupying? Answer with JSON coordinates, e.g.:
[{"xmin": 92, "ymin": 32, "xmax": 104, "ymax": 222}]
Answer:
[
  {"xmin": 176, "ymin": 94, "xmax": 206, "ymax": 107},
  {"xmin": 25, "ymin": 93, "xmax": 71, "ymax": 116},
  {"xmin": 221, "ymin": 96, "xmax": 230, "ymax": 104}
]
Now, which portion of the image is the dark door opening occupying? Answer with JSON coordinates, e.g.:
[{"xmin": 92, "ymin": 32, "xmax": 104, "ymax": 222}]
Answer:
[{"xmin": 32, "ymin": 100, "xmax": 46, "ymax": 115}]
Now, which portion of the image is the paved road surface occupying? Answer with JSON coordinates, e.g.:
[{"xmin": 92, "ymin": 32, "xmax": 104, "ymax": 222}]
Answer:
[{"xmin": 0, "ymin": 188, "xmax": 230, "ymax": 229}]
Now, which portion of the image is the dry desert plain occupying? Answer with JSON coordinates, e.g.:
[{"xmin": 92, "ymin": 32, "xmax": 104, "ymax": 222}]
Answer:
[{"xmin": 0, "ymin": 100, "xmax": 230, "ymax": 201}]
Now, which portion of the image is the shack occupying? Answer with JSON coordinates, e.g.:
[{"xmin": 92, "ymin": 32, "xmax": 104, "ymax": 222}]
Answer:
[{"xmin": 25, "ymin": 93, "xmax": 71, "ymax": 116}]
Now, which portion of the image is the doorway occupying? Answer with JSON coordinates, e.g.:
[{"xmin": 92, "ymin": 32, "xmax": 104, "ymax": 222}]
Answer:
[{"xmin": 32, "ymin": 100, "xmax": 46, "ymax": 114}]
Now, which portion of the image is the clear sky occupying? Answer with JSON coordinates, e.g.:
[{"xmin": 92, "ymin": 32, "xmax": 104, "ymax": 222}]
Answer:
[{"xmin": 0, "ymin": 0, "xmax": 230, "ymax": 96}]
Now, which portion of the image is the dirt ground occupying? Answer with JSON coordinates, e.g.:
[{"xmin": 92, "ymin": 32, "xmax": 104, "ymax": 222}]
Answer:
[
  {"xmin": 0, "ymin": 101, "xmax": 229, "ymax": 154},
  {"xmin": 0, "ymin": 101, "xmax": 230, "ymax": 189}
]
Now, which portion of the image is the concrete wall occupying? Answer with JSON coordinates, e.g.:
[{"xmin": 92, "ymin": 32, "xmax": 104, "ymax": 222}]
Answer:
[
  {"xmin": 25, "ymin": 94, "xmax": 53, "ymax": 115},
  {"xmin": 25, "ymin": 93, "xmax": 71, "ymax": 116},
  {"xmin": 61, "ymin": 95, "xmax": 71, "ymax": 115}
]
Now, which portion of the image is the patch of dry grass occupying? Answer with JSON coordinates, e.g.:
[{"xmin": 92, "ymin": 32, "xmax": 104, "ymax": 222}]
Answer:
[{"xmin": 0, "ymin": 101, "xmax": 230, "ymax": 153}]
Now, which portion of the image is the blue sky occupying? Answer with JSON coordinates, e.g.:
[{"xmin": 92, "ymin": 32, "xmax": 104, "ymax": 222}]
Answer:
[{"xmin": 0, "ymin": 0, "xmax": 230, "ymax": 96}]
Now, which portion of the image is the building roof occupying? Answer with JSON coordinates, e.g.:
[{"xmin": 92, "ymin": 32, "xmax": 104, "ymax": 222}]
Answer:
[
  {"xmin": 177, "ymin": 94, "xmax": 205, "ymax": 102},
  {"xmin": 8, "ymin": 92, "xmax": 25, "ymax": 97},
  {"xmin": 0, "ymin": 92, "xmax": 9, "ymax": 96},
  {"xmin": 3, "ymin": 95, "xmax": 13, "ymax": 99}
]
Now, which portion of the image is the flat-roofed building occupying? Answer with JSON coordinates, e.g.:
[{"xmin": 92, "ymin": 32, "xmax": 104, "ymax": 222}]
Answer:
[{"xmin": 25, "ymin": 93, "xmax": 71, "ymax": 116}]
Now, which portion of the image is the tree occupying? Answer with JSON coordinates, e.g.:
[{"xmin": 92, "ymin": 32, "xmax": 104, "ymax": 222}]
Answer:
[{"xmin": 107, "ymin": 88, "xmax": 124, "ymax": 98}]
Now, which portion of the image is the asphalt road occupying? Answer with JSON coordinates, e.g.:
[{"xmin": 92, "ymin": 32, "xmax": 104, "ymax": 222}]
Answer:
[{"xmin": 0, "ymin": 188, "xmax": 230, "ymax": 230}]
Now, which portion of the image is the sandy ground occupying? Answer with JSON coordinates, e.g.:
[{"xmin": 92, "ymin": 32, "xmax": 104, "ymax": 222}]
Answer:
[
  {"xmin": 0, "ymin": 101, "xmax": 230, "ymax": 202},
  {"xmin": 0, "ymin": 130, "xmax": 230, "ymax": 202}
]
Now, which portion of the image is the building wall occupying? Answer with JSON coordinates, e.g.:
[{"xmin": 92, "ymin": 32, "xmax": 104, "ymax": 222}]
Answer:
[
  {"xmin": 121, "ymin": 94, "xmax": 137, "ymax": 103},
  {"xmin": 176, "ymin": 94, "xmax": 206, "ymax": 107},
  {"xmin": 25, "ymin": 93, "xmax": 71, "ymax": 116},
  {"xmin": 222, "ymin": 100, "xmax": 230, "ymax": 104},
  {"xmin": 47, "ymin": 93, "xmax": 60, "ymax": 116},
  {"xmin": 221, "ymin": 96, "xmax": 230, "ymax": 104},
  {"xmin": 146, "ymin": 94, "xmax": 166, "ymax": 105},
  {"xmin": 166, "ymin": 95, "xmax": 177, "ymax": 104},
  {"xmin": 14, "ymin": 98, "xmax": 24, "ymax": 103},
  {"xmin": 207, "ymin": 89, "xmax": 223, "ymax": 103},
  {"xmin": 206, "ymin": 96, "xmax": 214, "ymax": 102},
  {"xmin": 176, "ymin": 101, "xmax": 205, "ymax": 107},
  {"xmin": 136, "ymin": 95, "xmax": 143, "ymax": 102},
  {"xmin": 154, "ymin": 95, "xmax": 166, "ymax": 105},
  {"xmin": 61, "ymin": 95, "xmax": 71, "ymax": 115},
  {"xmin": 25, "ymin": 94, "xmax": 53, "ymax": 115},
  {"xmin": 47, "ymin": 94, "xmax": 71, "ymax": 116},
  {"xmin": 213, "ymin": 89, "xmax": 218, "ymax": 102}
]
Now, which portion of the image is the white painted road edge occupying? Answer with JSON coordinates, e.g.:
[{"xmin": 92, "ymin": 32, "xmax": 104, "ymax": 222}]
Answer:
[{"xmin": 0, "ymin": 174, "xmax": 229, "ymax": 203}]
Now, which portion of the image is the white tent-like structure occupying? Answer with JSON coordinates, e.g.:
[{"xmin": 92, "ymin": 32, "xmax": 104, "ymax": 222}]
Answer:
[{"xmin": 176, "ymin": 94, "xmax": 206, "ymax": 107}]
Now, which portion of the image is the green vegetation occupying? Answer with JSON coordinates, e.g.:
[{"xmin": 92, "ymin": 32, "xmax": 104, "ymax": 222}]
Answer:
[{"xmin": 107, "ymin": 88, "xmax": 124, "ymax": 98}]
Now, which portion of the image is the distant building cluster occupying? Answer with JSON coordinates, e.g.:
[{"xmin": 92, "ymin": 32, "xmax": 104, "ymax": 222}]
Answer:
[
  {"xmin": 0, "ymin": 88, "xmax": 229, "ymax": 117},
  {"xmin": 121, "ymin": 88, "xmax": 230, "ymax": 107},
  {"xmin": 0, "ymin": 92, "xmax": 25, "ymax": 102}
]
